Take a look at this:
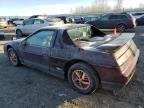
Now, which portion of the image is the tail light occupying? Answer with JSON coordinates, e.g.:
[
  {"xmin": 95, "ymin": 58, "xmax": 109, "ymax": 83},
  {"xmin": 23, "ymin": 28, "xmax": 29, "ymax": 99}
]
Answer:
[{"xmin": 131, "ymin": 16, "xmax": 136, "ymax": 25}]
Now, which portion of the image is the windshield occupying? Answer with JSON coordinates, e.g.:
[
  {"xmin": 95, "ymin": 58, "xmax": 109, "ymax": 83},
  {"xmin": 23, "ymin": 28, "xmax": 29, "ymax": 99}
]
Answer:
[{"xmin": 67, "ymin": 26, "xmax": 92, "ymax": 41}]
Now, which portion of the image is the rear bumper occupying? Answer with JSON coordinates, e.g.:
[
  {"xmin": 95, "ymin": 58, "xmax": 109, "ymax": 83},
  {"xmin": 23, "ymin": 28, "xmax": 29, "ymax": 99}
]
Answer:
[{"xmin": 101, "ymin": 49, "xmax": 140, "ymax": 90}]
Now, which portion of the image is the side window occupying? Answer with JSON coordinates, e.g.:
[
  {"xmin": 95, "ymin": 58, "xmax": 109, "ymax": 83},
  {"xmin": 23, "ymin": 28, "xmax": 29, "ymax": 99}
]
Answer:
[
  {"xmin": 109, "ymin": 15, "xmax": 118, "ymax": 20},
  {"xmin": 118, "ymin": 15, "xmax": 128, "ymax": 19},
  {"xmin": 26, "ymin": 30, "xmax": 55, "ymax": 47},
  {"xmin": 100, "ymin": 15, "xmax": 109, "ymax": 21},
  {"xmin": 34, "ymin": 19, "xmax": 44, "ymax": 24},
  {"xmin": 23, "ymin": 19, "xmax": 33, "ymax": 25},
  {"xmin": 109, "ymin": 15, "xmax": 128, "ymax": 20}
]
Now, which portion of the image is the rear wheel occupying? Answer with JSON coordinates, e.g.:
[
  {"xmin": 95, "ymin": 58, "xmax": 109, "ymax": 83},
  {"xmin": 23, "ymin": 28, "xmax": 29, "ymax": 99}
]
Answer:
[
  {"xmin": 116, "ymin": 24, "xmax": 126, "ymax": 32},
  {"xmin": 8, "ymin": 48, "xmax": 21, "ymax": 66},
  {"xmin": 16, "ymin": 29, "xmax": 23, "ymax": 37},
  {"xmin": 68, "ymin": 63, "xmax": 99, "ymax": 94}
]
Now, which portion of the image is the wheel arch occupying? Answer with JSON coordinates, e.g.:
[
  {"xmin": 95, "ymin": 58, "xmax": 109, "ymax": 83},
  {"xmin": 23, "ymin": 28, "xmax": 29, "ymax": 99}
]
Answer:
[
  {"xmin": 6, "ymin": 45, "xmax": 17, "ymax": 55},
  {"xmin": 16, "ymin": 29, "xmax": 21, "ymax": 32},
  {"xmin": 16, "ymin": 29, "xmax": 23, "ymax": 34},
  {"xmin": 64, "ymin": 59, "xmax": 101, "ymax": 82},
  {"xmin": 6, "ymin": 45, "xmax": 21, "ymax": 66},
  {"xmin": 116, "ymin": 23, "xmax": 127, "ymax": 28},
  {"xmin": 7, "ymin": 45, "xmax": 13, "ymax": 51}
]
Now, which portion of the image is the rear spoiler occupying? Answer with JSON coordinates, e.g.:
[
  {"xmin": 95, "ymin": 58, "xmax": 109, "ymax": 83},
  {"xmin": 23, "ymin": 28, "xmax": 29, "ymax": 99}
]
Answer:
[
  {"xmin": 97, "ymin": 33, "xmax": 135, "ymax": 53},
  {"xmin": 110, "ymin": 33, "xmax": 135, "ymax": 45}
]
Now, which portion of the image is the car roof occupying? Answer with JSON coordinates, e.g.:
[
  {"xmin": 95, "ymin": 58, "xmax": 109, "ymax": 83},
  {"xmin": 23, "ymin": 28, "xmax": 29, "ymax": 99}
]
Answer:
[
  {"xmin": 106, "ymin": 13, "xmax": 130, "ymax": 16},
  {"xmin": 42, "ymin": 24, "xmax": 90, "ymax": 30},
  {"xmin": 28, "ymin": 18, "xmax": 45, "ymax": 20}
]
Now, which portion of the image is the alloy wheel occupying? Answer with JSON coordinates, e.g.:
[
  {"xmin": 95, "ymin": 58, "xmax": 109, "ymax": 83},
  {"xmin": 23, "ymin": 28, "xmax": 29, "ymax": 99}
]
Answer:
[{"xmin": 72, "ymin": 70, "xmax": 91, "ymax": 90}]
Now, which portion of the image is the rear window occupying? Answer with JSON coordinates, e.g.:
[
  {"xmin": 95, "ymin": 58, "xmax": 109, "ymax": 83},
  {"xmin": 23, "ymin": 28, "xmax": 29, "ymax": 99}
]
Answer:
[
  {"xmin": 67, "ymin": 26, "xmax": 92, "ymax": 41},
  {"xmin": 67, "ymin": 25, "xmax": 105, "ymax": 42},
  {"xmin": 34, "ymin": 19, "xmax": 44, "ymax": 24}
]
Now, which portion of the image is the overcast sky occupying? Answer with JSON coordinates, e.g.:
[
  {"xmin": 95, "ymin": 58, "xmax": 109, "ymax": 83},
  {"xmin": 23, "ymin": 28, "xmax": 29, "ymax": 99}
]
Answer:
[{"xmin": 0, "ymin": 0, "xmax": 144, "ymax": 16}]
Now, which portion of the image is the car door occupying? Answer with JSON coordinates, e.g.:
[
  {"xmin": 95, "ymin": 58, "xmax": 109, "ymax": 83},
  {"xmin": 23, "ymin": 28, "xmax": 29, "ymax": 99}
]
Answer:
[
  {"xmin": 22, "ymin": 19, "xmax": 34, "ymax": 34},
  {"xmin": 20, "ymin": 30, "xmax": 56, "ymax": 72},
  {"xmin": 32, "ymin": 19, "xmax": 48, "ymax": 33},
  {"xmin": 93, "ymin": 15, "xmax": 110, "ymax": 29},
  {"xmin": 108, "ymin": 15, "xmax": 120, "ymax": 29}
]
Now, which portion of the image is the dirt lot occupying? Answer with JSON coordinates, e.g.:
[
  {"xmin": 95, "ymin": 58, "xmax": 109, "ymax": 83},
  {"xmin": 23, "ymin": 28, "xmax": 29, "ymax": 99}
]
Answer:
[{"xmin": 0, "ymin": 27, "xmax": 144, "ymax": 108}]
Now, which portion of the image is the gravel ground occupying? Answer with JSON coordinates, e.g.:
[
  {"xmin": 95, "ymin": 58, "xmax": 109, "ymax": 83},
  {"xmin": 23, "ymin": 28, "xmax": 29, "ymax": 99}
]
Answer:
[{"xmin": 0, "ymin": 27, "xmax": 144, "ymax": 108}]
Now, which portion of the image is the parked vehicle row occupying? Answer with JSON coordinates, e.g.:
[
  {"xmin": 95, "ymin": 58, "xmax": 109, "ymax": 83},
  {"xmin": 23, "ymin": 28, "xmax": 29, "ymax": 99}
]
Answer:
[
  {"xmin": 1, "ymin": 12, "xmax": 144, "ymax": 37},
  {"xmin": 56, "ymin": 13, "xmax": 144, "ymax": 31},
  {"xmin": 3, "ymin": 13, "xmax": 140, "ymax": 36},
  {"xmin": 67, "ymin": 13, "xmax": 144, "ymax": 27},
  {"xmin": 86, "ymin": 13, "xmax": 136, "ymax": 32}
]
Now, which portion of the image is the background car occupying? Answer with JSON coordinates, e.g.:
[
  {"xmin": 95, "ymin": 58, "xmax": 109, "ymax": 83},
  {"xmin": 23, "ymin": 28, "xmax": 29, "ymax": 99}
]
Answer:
[
  {"xmin": 83, "ymin": 16, "xmax": 99, "ymax": 23},
  {"xmin": 0, "ymin": 17, "xmax": 7, "ymax": 29},
  {"xmin": 86, "ymin": 13, "xmax": 136, "ymax": 32},
  {"xmin": 132, "ymin": 12, "xmax": 144, "ymax": 19},
  {"xmin": 136, "ymin": 15, "xmax": 144, "ymax": 26},
  {"xmin": 28, "ymin": 15, "xmax": 48, "ymax": 19},
  {"xmin": 15, "ymin": 18, "xmax": 64, "ymax": 37},
  {"xmin": 56, "ymin": 16, "xmax": 67, "ymax": 24},
  {"xmin": 7, "ymin": 18, "xmax": 24, "ymax": 26},
  {"xmin": 73, "ymin": 17, "xmax": 84, "ymax": 24}
]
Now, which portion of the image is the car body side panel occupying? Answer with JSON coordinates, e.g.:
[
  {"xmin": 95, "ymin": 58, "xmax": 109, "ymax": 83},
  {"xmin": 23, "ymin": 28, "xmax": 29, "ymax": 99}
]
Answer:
[
  {"xmin": 49, "ymin": 46, "xmax": 78, "ymax": 78},
  {"xmin": 19, "ymin": 45, "xmax": 50, "ymax": 71}
]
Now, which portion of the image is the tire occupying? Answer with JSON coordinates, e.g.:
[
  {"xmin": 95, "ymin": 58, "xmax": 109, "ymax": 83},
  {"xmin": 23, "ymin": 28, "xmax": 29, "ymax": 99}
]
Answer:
[
  {"xmin": 16, "ymin": 29, "xmax": 23, "ymax": 37},
  {"xmin": 8, "ymin": 48, "xmax": 21, "ymax": 66},
  {"xmin": 68, "ymin": 63, "xmax": 99, "ymax": 94},
  {"xmin": 116, "ymin": 24, "xmax": 126, "ymax": 32}
]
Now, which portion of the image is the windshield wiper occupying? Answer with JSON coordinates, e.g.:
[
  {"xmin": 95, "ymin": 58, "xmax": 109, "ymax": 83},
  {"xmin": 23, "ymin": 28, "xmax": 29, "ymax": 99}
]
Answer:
[
  {"xmin": 79, "ymin": 38, "xmax": 89, "ymax": 41},
  {"xmin": 74, "ymin": 38, "xmax": 89, "ymax": 41}
]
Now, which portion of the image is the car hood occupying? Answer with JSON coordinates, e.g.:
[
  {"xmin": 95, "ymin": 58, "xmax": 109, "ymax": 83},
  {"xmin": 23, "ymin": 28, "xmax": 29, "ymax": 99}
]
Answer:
[
  {"xmin": 6, "ymin": 38, "xmax": 25, "ymax": 45},
  {"xmin": 80, "ymin": 33, "xmax": 135, "ymax": 53}
]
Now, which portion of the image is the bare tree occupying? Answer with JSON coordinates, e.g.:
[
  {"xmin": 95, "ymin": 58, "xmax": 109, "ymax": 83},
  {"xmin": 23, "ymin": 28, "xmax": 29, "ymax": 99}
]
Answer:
[
  {"xmin": 114, "ymin": 0, "xmax": 124, "ymax": 12},
  {"xmin": 73, "ymin": 0, "xmax": 111, "ymax": 14}
]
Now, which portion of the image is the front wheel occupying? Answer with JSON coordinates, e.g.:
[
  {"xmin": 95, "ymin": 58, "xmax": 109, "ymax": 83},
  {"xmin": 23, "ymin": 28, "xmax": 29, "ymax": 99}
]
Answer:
[
  {"xmin": 8, "ymin": 48, "xmax": 21, "ymax": 66},
  {"xmin": 68, "ymin": 63, "xmax": 99, "ymax": 94}
]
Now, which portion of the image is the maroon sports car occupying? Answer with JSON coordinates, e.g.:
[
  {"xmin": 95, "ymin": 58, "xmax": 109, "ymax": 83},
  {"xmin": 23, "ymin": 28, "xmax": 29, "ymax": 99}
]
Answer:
[{"xmin": 4, "ymin": 24, "xmax": 139, "ymax": 94}]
